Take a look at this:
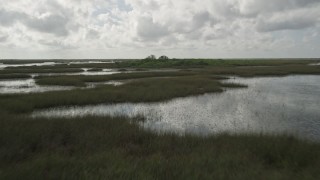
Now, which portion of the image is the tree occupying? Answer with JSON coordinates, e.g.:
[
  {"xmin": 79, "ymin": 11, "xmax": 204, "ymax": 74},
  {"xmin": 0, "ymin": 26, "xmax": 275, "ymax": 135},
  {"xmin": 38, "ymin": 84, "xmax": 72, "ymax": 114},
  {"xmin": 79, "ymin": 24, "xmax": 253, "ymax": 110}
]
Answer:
[
  {"xmin": 145, "ymin": 55, "xmax": 156, "ymax": 60},
  {"xmin": 158, "ymin": 55, "xmax": 169, "ymax": 60}
]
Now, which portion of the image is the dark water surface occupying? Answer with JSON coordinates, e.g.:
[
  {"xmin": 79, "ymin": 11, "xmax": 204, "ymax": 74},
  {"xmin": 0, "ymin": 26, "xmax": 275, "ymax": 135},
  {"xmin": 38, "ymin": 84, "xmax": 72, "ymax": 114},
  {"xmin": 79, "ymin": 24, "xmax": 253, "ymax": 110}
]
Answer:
[{"xmin": 32, "ymin": 75, "xmax": 320, "ymax": 141}]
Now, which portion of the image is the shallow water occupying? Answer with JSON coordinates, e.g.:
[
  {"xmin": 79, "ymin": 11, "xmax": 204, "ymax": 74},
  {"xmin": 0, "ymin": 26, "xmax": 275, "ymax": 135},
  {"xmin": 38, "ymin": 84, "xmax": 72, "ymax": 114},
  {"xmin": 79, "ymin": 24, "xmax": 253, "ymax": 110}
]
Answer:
[
  {"xmin": 0, "ymin": 60, "xmax": 115, "ymax": 69},
  {"xmin": 32, "ymin": 75, "xmax": 320, "ymax": 141},
  {"xmin": 0, "ymin": 62, "xmax": 59, "ymax": 69},
  {"xmin": 0, "ymin": 79, "xmax": 74, "ymax": 94},
  {"xmin": 0, "ymin": 78, "xmax": 124, "ymax": 94}
]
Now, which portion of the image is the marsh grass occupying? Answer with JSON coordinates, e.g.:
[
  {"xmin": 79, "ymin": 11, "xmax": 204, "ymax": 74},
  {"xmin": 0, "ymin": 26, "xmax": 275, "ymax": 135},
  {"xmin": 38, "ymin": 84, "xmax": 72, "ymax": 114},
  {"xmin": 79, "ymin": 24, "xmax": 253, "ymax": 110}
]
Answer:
[
  {"xmin": 0, "ymin": 68, "xmax": 84, "ymax": 74},
  {"xmin": 87, "ymin": 68, "xmax": 104, "ymax": 72},
  {"xmin": 201, "ymin": 65, "xmax": 320, "ymax": 77},
  {"xmin": 1, "ymin": 59, "xmax": 320, "ymax": 179},
  {"xmin": 115, "ymin": 59, "xmax": 317, "ymax": 69},
  {"xmin": 0, "ymin": 76, "xmax": 244, "ymax": 114},
  {"xmin": 36, "ymin": 77, "xmax": 86, "ymax": 87},
  {"xmin": 3, "ymin": 59, "xmax": 318, "ymax": 70},
  {"xmin": 34, "ymin": 71, "xmax": 195, "ymax": 86},
  {"xmin": 0, "ymin": 115, "xmax": 320, "ymax": 179},
  {"xmin": 0, "ymin": 74, "xmax": 32, "ymax": 79}
]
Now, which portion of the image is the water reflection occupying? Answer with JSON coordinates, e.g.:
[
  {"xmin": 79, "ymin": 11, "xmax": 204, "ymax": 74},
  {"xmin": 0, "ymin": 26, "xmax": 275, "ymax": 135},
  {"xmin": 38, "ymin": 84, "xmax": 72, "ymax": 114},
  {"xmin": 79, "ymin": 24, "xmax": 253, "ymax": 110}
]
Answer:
[
  {"xmin": 0, "ymin": 78, "xmax": 124, "ymax": 94},
  {"xmin": 0, "ymin": 62, "xmax": 58, "ymax": 69},
  {"xmin": 32, "ymin": 75, "xmax": 320, "ymax": 141},
  {"xmin": 0, "ymin": 79, "xmax": 74, "ymax": 94}
]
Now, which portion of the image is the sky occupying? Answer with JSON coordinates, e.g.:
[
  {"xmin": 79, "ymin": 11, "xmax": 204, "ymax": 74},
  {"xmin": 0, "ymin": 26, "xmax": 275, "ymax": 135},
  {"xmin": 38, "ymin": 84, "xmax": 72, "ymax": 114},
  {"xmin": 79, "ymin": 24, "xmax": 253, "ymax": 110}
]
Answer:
[{"xmin": 0, "ymin": 0, "xmax": 320, "ymax": 59}]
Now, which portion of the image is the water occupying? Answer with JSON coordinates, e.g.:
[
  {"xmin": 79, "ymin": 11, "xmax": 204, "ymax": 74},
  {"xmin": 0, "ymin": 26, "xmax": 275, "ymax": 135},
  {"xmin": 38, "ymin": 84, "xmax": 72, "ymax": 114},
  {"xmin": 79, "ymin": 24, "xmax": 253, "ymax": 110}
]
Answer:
[
  {"xmin": 0, "ymin": 78, "xmax": 124, "ymax": 94},
  {"xmin": 0, "ymin": 60, "xmax": 115, "ymax": 69},
  {"xmin": 0, "ymin": 78, "xmax": 74, "ymax": 94},
  {"xmin": 32, "ymin": 75, "xmax": 320, "ymax": 141},
  {"xmin": 0, "ymin": 62, "xmax": 59, "ymax": 69}
]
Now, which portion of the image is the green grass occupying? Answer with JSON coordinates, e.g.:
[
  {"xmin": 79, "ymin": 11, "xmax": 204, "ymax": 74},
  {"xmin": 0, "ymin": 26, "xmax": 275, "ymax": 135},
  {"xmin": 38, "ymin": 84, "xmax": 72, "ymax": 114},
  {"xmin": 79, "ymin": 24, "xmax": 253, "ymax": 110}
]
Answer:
[
  {"xmin": 201, "ymin": 65, "xmax": 320, "ymax": 77},
  {"xmin": 1, "ymin": 59, "xmax": 320, "ymax": 179},
  {"xmin": 0, "ymin": 68, "xmax": 84, "ymax": 74},
  {"xmin": 0, "ymin": 74, "xmax": 32, "ymax": 80},
  {"xmin": 34, "ymin": 71, "xmax": 195, "ymax": 86},
  {"xmin": 0, "ymin": 115, "xmax": 319, "ymax": 179},
  {"xmin": 87, "ymin": 68, "xmax": 104, "ymax": 72},
  {"xmin": 4, "ymin": 63, "xmax": 115, "ymax": 70},
  {"xmin": 0, "ymin": 76, "xmax": 244, "ymax": 114},
  {"xmin": 33, "ymin": 64, "xmax": 320, "ymax": 87},
  {"xmin": 115, "ymin": 59, "xmax": 317, "ymax": 69},
  {"xmin": 3, "ymin": 59, "xmax": 318, "ymax": 70},
  {"xmin": 36, "ymin": 77, "xmax": 86, "ymax": 87}
]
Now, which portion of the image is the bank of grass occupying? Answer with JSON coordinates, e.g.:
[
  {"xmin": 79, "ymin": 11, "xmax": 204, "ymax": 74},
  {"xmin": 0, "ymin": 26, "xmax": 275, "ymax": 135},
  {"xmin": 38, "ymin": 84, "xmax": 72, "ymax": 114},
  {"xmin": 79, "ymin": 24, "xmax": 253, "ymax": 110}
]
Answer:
[
  {"xmin": 0, "ymin": 74, "xmax": 32, "ymax": 80},
  {"xmin": 36, "ymin": 77, "xmax": 86, "ymax": 87},
  {"xmin": 0, "ymin": 114, "xmax": 319, "ymax": 179},
  {"xmin": 35, "ymin": 71, "xmax": 195, "ymax": 86},
  {"xmin": 200, "ymin": 65, "xmax": 320, "ymax": 77},
  {"xmin": 33, "ymin": 64, "xmax": 320, "ymax": 87},
  {"xmin": 4, "ymin": 59, "xmax": 319, "ymax": 70},
  {"xmin": 0, "ymin": 76, "xmax": 244, "ymax": 114},
  {"xmin": 87, "ymin": 68, "xmax": 104, "ymax": 72},
  {"xmin": 0, "ymin": 68, "xmax": 84, "ymax": 74},
  {"xmin": 1, "ymin": 60, "xmax": 320, "ymax": 179},
  {"xmin": 115, "ymin": 59, "xmax": 317, "ymax": 69}
]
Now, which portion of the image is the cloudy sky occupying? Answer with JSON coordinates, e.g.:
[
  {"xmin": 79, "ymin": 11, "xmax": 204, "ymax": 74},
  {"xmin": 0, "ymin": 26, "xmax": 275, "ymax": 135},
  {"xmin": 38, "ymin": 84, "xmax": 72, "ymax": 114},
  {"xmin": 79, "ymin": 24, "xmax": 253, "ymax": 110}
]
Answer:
[{"xmin": 0, "ymin": 0, "xmax": 319, "ymax": 59}]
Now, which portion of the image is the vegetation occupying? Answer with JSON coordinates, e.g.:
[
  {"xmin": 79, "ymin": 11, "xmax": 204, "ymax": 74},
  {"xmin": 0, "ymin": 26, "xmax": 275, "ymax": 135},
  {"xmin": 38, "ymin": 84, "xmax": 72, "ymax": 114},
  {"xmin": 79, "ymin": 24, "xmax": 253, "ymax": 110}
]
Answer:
[
  {"xmin": 115, "ymin": 59, "xmax": 317, "ymax": 69},
  {"xmin": 1, "ymin": 76, "xmax": 244, "ymax": 114},
  {"xmin": 3, "ymin": 59, "xmax": 318, "ymax": 70},
  {"xmin": 0, "ymin": 68, "xmax": 84, "ymax": 74},
  {"xmin": 159, "ymin": 55, "xmax": 169, "ymax": 60},
  {"xmin": 33, "ymin": 64, "xmax": 320, "ymax": 87},
  {"xmin": 35, "ymin": 71, "xmax": 194, "ymax": 86},
  {"xmin": 201, "ymin": 65, "xmax": 320, "ymax": 77},
  {"xmin": 87, "ymin": 68, "xmax": 104, "ymax": 72},
  {"xmin": 36, "ymin": 77, "xmax": 86, "ymax": 87},
  {"xmin": 0, "ymin": 74, "xmax": 32, "ymax": 80},
  {"xmin": 1, "ymin": 59, "xmax": 320, "ymax": 179},
  {"xmin": 0, "ymin": 115, "xmax": 320, "ymax": 179}
]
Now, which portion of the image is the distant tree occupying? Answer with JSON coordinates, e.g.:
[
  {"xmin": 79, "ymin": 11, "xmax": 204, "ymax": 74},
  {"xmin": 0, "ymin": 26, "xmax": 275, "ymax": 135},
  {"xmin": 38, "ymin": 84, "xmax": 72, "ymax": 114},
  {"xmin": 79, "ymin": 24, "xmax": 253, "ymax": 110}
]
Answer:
[
  {"xmin": 158, "ymin": 55, "xmax": 169, "ymax": 60},
  {"xmin": 145, "ymin": 55, "xmax": 157, "ymax": 60}
]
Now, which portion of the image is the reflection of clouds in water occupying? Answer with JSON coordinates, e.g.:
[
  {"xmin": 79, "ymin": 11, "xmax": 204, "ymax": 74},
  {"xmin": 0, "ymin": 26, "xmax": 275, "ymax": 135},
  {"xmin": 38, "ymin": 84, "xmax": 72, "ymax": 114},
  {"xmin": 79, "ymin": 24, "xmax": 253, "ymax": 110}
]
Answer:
[
  {"xmin": 0, "ymin": 62, "xmax": 58, "ymax": 69},
  {"xmin": 33, "ymin": 76, "xmax": 320, "ymax": 141},
  {"xmin": 0, "ymin": 78, "xmax": 74, "ymax": 94}
]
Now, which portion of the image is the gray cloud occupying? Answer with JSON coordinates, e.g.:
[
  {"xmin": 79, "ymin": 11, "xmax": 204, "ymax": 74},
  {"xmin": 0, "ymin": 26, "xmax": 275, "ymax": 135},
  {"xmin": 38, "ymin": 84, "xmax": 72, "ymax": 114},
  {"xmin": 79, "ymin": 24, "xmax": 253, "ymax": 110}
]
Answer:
[
  {"xmin": 257, "ymin": 17, "xmax": 317, "ymax": 32},
  {"xmin": 0, "ymin": 9, "xmax": 25, "ymax": 26},
  {"xmin": 0, "ymin": 35, "xmax": 8, "ymax": 42},
  {"xmin": 239, "ymin": 0, "xmax": 320, "ymax": 15},
  {"xmin": 136, "ymin": 16, "xmax": 169, "ymax": 40},
  {"xmin": 0, "ymin": 8, "xmax": 69, "ymax": 36},
  {"xmin": 0, "ymin": 0, "xmax": 320, "ymax": 58},
  {"xmin": 24, "ymin": 15, "xmax": 69, "ymax": 36}
]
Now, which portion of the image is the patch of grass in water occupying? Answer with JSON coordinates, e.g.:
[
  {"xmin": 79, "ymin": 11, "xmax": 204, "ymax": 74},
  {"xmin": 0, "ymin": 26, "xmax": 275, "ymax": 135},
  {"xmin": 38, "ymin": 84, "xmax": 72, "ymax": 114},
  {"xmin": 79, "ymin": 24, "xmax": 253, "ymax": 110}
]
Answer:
[
  {"xmin": 201, "ymin": 65, "xmax": 320, "ymax": 77},
  {"xmin": 87, "ymin": 68, "xmax": 104, "ymax": 72},
  {"xmin": 0, "ymin": 76, "xmax": 243, "ymax": 114},
  {"xmin": 36, "ymin": 77, "xmax": 86, "ymax": 87},
  {"xmin": 0, "ymin": 74, "xmax": 32, "ymax": 80},
  {"xmin": 0, "ymin": 114, "xmax": 319, "ymax": 179},
  {"xmin": 34, "ymin": 71, "xmax": 195, "ymax": 86},
  {"xmin": 0, "ymin": 68, "xmax": 84, "ymax": 74}
]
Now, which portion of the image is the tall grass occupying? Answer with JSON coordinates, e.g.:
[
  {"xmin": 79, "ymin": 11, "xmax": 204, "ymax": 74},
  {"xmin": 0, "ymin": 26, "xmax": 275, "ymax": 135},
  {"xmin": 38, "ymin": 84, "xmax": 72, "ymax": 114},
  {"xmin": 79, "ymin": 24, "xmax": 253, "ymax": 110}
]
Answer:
[
  {"xmin": 0, "ymin": 74, "xmax": 32, "ymax": 79},
  {"xmin": 0, "ymin": 68, "xmax": 84, "ymax": 74},
  {"xmin": 0, "ymin": 114, "xmax": 319, "ymax": 179},
  {"xmin": 35, "ymin": 71, "xmax": 195, "ymax": 86},
  {"xmin": 0, "ymin": 76, "xmax": 245, "ymax": 114},
  {"xmin": 3, "ymin": 59, "xmax": 318, "ymax": 70}
]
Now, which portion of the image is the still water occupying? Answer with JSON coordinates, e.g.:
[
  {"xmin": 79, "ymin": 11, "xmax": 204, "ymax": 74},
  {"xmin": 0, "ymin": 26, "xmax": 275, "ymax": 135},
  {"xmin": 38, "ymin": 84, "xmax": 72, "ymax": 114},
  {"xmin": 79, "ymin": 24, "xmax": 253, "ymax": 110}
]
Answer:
[
  {"xmin": 0, "ymin": 79, "xmax": 74, "ymax": 94},
  {"xmin": 32, "ymin": 75, "xmax": 320, "ymax": 141}
]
